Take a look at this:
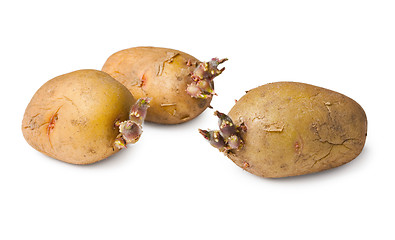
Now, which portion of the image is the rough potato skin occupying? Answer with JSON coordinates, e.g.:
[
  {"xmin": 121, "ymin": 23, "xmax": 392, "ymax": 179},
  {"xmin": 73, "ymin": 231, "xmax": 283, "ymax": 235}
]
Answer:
[
  {"xmin": 102, "ymin": 47, "xmax": 211, "ymax": 124},
  {"xmin": 22, "ymin": 70, "xmax": 135, "ymax": 164},
  {"xmin": 227, "ymin": 82, "xmax": 367, "ymax": 178}
]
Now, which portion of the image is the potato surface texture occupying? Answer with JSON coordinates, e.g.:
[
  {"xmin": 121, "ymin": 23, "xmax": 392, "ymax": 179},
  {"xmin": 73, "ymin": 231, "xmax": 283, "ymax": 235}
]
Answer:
[
  {"xmin": 102, "ymin": 47, "xmax": 215, "ymax": 124},
  {"xmin": 227, "ymin": 82, "xmax": 367, "ymax": 178},
  {"xmin": 22, "ymin": 70, "xmax": 135, "ymax": 164}
]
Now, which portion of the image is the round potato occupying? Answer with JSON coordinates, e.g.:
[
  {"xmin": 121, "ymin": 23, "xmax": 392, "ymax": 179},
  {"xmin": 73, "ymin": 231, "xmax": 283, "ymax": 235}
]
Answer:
[
  {"xmin": 200, "ymin": 82, "xmax": 368, "ymax": 178},
  {"xmin": 22, "ymin": 69, "xmax": 149, "ymax": 164},
  {"xmin": 102, "ymin": 46, "xmax": 226, "ymax": 124}
]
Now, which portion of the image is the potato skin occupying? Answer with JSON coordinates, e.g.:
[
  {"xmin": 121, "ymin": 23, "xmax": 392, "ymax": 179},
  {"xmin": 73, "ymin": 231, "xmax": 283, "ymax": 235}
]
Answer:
[
  {"xmin": 227, "ymin": 82, "xmax": 367, "ymax": 178},
  {"xmin": 102, "ymin": 47, "xmax": 211, "ymax": 124},
  {"xmin": 22, "ymin": 70, "xmax": 135, "ymax": 164}
]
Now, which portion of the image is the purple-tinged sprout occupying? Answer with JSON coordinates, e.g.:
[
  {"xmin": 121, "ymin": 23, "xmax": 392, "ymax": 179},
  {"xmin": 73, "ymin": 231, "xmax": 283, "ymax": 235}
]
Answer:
[
  {"xmin": 187, "ymin": 58, "xmax": 227, "ymax": 99},
  {"xmin": 114, "ymin": 97, "xmax": 151, "ymax": 149},
  {"xmin": 213, "ymin": 111, "xmax": 244, "ymax": 150},
  {"xmin": 238, "ymin": 122, "xmax": 247, "ymax": 133},
  {"xmin": 186, "ymin": 82, "xmax": 213, "ymax": 99},
  {"xmin": 192, "ymin": 58, "xmax": 228, "ymax": 81},
  {"xmin": 197, "ymin": 79, "xmax": 215, "ymax": 94},
  {"xmin": 227, "ymin": 134, "xmax": 243, "ymax": 150},
  {"xmin": 214, "ymin": 111, "xmax": 237, "ymax": 139},
  {"xmin": 199, "ymin": 110, "xmax": 245, "ymax": 152},
  {"xmin": 191, "ymin": 62, "xmax": 208, "ymax": 81},
  {"xmin": 199, "ymin": 129, "xmax": 211, "ymax": 141},
  {"xmin": 114, "ymin": 134, "xmax": 127, "ymax": 149},
  {"xmin": 212, "ymin": 57, "xmax": 228, "ymax": 65},
  {"xmin": 186, "ymin": 82, "xmax": 204, "ymax": 98},
  {"xmin": 129, "ymin": 97, "xmax": 151, "ymax": 125},
  {"xmin": 119, "ymin": 120, "xmax": 142, "ymax": 144},
  {"xmin": 198, "ymin": 129, "xmax": 227, "ymax": 152},
  {"xmin": 114, "ymin": 120, "xmax": 143, "ymax": 150}
]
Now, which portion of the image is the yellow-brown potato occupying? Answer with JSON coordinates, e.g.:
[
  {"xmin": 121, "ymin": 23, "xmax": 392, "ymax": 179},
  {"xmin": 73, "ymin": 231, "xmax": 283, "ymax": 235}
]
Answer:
[
  {"xmin": 201, "ymin": 82, "xmax": 367, "ymax": 178},
  {"xmin": 102, "ymin": 46, "xmax": 226, "ymax": 124},
  {"xmin": 22, "ymin": 69, "xmax": 136, "ymax": 164}
]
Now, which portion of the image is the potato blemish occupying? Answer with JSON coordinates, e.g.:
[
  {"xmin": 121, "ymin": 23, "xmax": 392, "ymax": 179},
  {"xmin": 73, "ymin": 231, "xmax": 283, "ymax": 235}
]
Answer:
[
  {"xmin": 25, "ymin": 113, "xmax": 41, "ymax": 130},
  {"xmin": 139, "ymin": 73, "xmax": 147, "ymax": 88},
  {"xmin": 242, "ymin": 161, "xmax": 250, "ymax": 169},
  {"xmin": 160, "ymin": 103, "xmax": 177, "ymax": 116},
  {"xmin": 180, "ymin": 114, "xmax": 190, "ymax": 121},
  {"xmin": 157, "ymin": 52, "xmax": 179, "ymax": 76},
  {"xmin": 46, "ymin": 106, "xmax": 61, "ymax": 148}
]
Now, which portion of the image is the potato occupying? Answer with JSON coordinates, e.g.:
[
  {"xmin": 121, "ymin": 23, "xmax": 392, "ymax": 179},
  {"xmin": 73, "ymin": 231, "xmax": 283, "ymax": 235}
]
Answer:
[
  {"xmin": 199, "ymin": 82, "xmax": 367, "ymax": 178},
  {"xmin": 22, "ymin": 69, "xmax": 150, "ymax": 164},
  {"xmin": 102, "ymin": 46, "xmax": 226, "ymax": 124}
]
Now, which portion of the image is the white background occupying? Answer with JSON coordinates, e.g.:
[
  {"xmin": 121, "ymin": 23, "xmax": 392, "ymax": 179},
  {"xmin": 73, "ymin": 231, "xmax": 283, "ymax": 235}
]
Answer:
[{"xmin": 1, "ymin": 0, "xmax": 394, "ymax": 239}]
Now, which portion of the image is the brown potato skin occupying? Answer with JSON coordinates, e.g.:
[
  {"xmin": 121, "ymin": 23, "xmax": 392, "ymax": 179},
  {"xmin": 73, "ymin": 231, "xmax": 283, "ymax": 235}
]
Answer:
[
  {"xmin": 227, "ymin": 82, "xmax": 367, "ymax": 178},
  {"xmin": 102, "ymin": 47, "xmax": 211, "ymax": 124},
  {"xmin": 22, "ymin": 70, "xmax": 135, "ymax": 164}
]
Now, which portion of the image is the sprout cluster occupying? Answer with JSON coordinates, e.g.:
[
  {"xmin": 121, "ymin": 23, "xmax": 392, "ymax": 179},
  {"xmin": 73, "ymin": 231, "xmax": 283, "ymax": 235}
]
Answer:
[
  {"xmin": 114, "ymin": 97, "xmax": 151, "ymax": 149},
  {"xmin": 186, "ymin": 58, "xmax": 227, "ymax": 99},
  {"xmin": 199, "ymin": 111, "xmax": 245, "ymax": 152}
]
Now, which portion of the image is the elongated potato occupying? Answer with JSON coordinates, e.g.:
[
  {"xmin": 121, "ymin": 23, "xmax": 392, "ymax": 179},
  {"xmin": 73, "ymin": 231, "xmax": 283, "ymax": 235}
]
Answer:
[
  {"xmin": 22, "ymin": 69, "xmax": 150, "ymax": 164},
  {"xmin": 200, "ymin": 82, "xmax": 367, "ymax": 178},
  {"xmin": 102, "ymin": 46, "xmax": 226, "ymax": 124}
]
